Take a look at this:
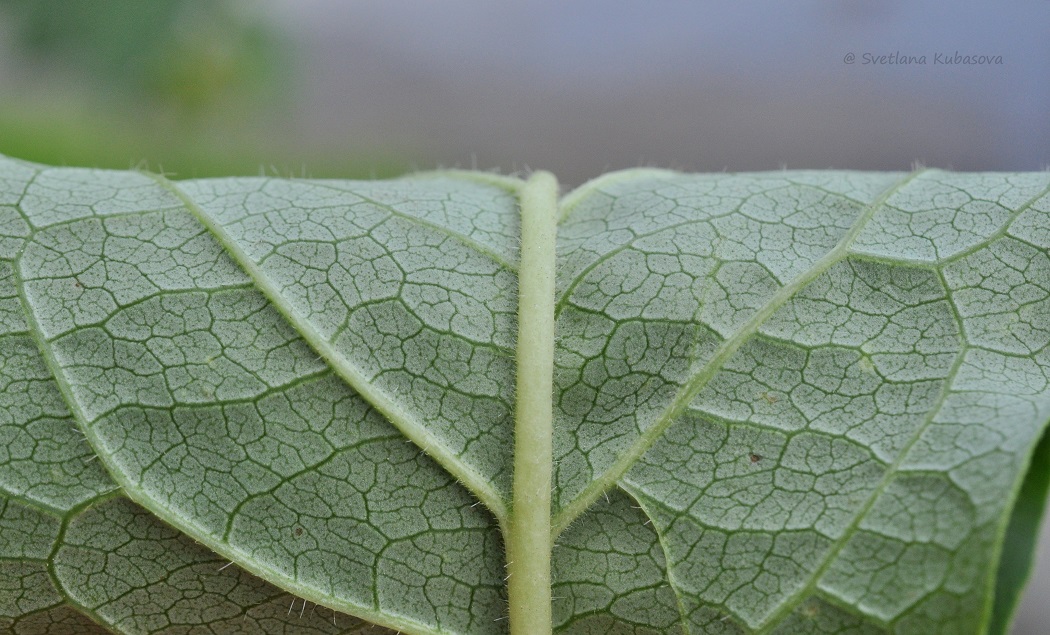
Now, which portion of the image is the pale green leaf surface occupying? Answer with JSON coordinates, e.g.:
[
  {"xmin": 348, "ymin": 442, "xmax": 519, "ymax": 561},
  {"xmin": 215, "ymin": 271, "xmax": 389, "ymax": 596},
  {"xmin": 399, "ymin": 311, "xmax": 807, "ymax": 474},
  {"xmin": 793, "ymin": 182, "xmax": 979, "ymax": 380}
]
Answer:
[
  {"xmin": 554, "ymin": 170, "xmax": 1050, "ymax": 633},
  {"xmin": 0, "ymin": 491, "xmax": 395, "ymax": 635},
  {"xmin": 9, "ymin": 161, "xmax": 506, "ymax": 634},
  {"xmin": 0, "ymin": 156, "xmax": 421, "ymax": 634},
  {"xmin": 551, "ymin": 489, "xmax": 681, "ymax": 634},
  {"xmin": 55, "ymin": 496, "xmax": 391, "ymax": 634},
  {"xmin": 1, "ymin": 154, "xmax": 1049, "ymax": 635},
  {"xmin": 174, "ymin": 175, "xmax": 521, "ymax": 518}
]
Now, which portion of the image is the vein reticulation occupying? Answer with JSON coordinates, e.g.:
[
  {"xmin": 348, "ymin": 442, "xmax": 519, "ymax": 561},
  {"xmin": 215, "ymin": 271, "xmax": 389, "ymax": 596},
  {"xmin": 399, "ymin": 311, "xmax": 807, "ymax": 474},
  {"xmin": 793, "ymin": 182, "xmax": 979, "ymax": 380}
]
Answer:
[{"xmin": 1, "ymin": 154, "xmax": 1049, "ymax": 635}]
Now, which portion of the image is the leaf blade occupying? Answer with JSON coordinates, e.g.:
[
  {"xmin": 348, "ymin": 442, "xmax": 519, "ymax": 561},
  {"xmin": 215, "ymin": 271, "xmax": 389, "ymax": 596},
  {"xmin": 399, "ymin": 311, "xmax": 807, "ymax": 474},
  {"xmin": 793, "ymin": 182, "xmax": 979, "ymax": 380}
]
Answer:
[
  {"xmin": 2, "ymin": 155, "xmax": 1049, "ymax": 635},
  {"xmin": 167, "ymin": 174, "xmax": 524, "ymax": 524},
  {"xmin": 13, "ymin": 164, "xmax": 509, "ymax": 634},
  {"xmin": 552, "ymin": 169, "xmax": 1050, "ymax": 633}
]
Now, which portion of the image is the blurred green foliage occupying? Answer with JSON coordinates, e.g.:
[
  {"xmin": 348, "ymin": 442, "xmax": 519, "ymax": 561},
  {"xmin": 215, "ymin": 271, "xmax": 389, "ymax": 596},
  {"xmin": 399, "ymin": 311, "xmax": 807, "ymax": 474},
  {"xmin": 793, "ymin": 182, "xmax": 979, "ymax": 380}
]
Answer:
[
  {"xmin": 0, "ymin": 0, "xmax": 404, "ymax": 178},
  {"xmin": 1, "ymin": 0, "xmax": 279, "ymax": 112}
]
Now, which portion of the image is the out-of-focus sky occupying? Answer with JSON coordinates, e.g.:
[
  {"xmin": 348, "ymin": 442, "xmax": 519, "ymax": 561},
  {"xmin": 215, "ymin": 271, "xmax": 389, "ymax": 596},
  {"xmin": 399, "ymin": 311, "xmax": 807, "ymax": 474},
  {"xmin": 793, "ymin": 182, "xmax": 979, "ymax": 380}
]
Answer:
[
  {"xmin": 0, "ymin": 1, "xmax": 1048, "ymax": 631},
  {"xmin": 1, "ymin": 0, "xmax": 1047, "ymax": 181},
  {"xmin": 263, "ymin": 0, "xmax": 1050, "ymax": 183}
]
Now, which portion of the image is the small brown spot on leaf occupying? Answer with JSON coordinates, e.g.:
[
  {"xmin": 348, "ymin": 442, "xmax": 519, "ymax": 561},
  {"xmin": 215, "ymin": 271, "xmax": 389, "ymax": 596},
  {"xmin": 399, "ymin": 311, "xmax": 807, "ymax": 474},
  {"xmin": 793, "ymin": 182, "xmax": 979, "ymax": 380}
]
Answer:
[
  {"xmin": 73, "ymin": 280, "xmax": 82, "ymax": 288},
  {"xmin": 294, "ymin": 526, "xmax": 303, "ymax": 537},
  {"xmin": 749, "ymin": 453, "xmax": 762, "ymax": 464}
]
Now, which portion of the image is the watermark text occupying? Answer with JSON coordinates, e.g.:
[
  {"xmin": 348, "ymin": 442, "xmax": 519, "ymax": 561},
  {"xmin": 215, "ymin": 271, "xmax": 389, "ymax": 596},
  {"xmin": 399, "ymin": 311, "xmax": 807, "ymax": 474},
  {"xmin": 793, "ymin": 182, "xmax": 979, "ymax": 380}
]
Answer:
[{"xmin": 843, "ymin": 50, "xmax": 1003, "ymax": 65}]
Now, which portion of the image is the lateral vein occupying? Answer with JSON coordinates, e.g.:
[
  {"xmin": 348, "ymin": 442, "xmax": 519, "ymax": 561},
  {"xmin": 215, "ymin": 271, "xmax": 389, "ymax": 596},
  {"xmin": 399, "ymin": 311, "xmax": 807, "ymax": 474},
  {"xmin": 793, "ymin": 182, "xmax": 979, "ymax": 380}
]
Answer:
[
  {"xmin": 147, "ymin": 172, "xmax": 511, "ymax": 528},
  {"xmin": 552, "ymin": 168, "xmax": 928, "ymax": 536}
]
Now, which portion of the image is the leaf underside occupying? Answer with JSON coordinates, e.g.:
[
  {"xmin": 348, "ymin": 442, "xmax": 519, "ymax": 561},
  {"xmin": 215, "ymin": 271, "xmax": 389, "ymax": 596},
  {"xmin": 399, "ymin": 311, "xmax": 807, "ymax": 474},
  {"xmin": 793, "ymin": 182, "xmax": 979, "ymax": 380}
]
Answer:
[{"xmin": 1, "ymin": 154, "xmax": 1048, "ymax": 634}]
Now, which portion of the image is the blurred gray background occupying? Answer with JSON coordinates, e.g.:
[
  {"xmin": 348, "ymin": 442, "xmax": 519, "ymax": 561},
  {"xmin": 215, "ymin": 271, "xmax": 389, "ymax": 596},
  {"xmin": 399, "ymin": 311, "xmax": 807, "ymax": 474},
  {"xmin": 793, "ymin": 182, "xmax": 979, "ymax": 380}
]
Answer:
[
  {"xmin": 0, "ymin": 0, "xmax": 1047, "ymax": 631},
  {"xmin": 268, "ymin": 0, "xmax": 1050, "ymax": 183}
]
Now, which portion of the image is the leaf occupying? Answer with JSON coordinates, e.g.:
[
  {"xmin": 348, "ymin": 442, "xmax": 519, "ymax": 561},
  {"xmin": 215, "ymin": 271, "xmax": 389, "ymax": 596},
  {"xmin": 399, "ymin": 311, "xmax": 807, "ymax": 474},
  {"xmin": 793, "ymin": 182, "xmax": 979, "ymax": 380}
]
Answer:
[
  {"xmin": 1, "ymin": 153, "xmax": 1048, "ymax": 634},
  {"xmin": 0, "ymin": 156, "xmax": 398, "ymax": 634}
]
